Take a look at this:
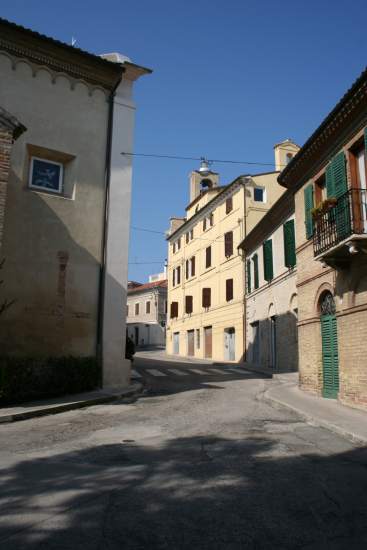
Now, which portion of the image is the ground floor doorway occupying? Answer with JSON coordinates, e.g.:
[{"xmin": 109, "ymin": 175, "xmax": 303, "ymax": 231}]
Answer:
[
  {"xmin": 204, "ymin": 326, "xmax": 212, "ymax": 359},
  {"xmin": 224, "ymin": 327, "xmax": 235, "ymax": 361}
]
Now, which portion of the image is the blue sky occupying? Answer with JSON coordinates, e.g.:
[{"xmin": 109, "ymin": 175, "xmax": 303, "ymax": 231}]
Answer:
[{"xmin": 2, "ymin": 1, "xmax": 366, "ymax": 281}]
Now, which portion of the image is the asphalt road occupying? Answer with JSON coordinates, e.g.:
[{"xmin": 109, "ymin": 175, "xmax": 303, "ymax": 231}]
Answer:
[{"xmin": 0, "ymin": 350, "xmax": 367, "ymax": 549}]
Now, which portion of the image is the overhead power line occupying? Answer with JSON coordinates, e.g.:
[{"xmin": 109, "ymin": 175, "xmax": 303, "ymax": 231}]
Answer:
[{"xmin": 122, "ymin": 151, "xmax": 281, "ymax": 168}]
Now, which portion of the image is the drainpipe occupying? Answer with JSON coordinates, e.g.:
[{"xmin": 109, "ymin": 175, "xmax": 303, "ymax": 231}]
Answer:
[{"xmin": 96, "ymin": 73, "xmax": 124, "ymax": 369}]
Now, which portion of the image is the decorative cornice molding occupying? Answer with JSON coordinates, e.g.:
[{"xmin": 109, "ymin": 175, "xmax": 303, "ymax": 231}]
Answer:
[{"xmin": 0, "ymin": 18, "xmax": 123, "ymax": 91}]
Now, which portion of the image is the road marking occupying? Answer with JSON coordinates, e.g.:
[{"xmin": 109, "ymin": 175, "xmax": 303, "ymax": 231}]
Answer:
[
  {"xmin": 226, "ymin": 368, "xmax": 246, "ymax": 374},
  {"xmin": 167, "ymin": 369, "xmax": 189, "ymax": 376},
  {"xmin": 210, "ymin": 368, "xmax": 231, "ymax": 375},
  {"xmin": 189, "ymin": 368, "xmax": 210, "ymax": 375},
  {"xmin": 131, "ymin": 369, "xmax": 142, "ymax": 378},
  {"xmin": 146, "ymin": 369, "xmax": 166, "ymax": 377}
]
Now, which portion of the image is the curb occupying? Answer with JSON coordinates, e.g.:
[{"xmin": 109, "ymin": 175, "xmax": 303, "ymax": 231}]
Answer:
[
  {"xmin": 263, "ymin": 386, "xmax": 367, "ymax": 445},
  {"xmin": 0, "ymin": 382, "xmax": 143, "ymax": 424}
]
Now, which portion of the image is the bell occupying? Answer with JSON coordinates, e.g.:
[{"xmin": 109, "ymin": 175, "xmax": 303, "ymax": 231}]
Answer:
[{"xmin": 198, "ymin": 157, "xmax": 210, "ymax": 176}]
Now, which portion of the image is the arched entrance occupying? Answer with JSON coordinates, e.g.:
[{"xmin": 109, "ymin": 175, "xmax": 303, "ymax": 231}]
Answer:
[{"xmin": 319, "ymin": 292, "xmax": 339, "ymax": 399}]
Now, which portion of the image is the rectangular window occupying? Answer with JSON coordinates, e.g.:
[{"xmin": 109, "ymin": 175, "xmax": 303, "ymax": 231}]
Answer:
[
  {"xmin": 202, "ymin": 287, "xmax": 211, "ymax": 308},
  {"xmin": 146, "ymin": 301, "xmax": 151, "ymax": 314},
  {"xmin": 247, "ymin": 260, "xmax": 251, "ymax": 293},
  {"xmin": 226, "ymin": 197, "xmax": 233, "ymax": 214},
  {"xmin": 176, "ymin": 266, "xmax": 181, "ymax": 285},
  {"xmin": 209, "ymin": 212, "xmax": 214, "ymax": 226},
  {"xmin": 254, "ymin": 187, "xmax": 265, "ymax": 202},
  {"xmin": 263, "ymin": 239, "xmax": 274, "ymax": 282},
  {"xmin": 191, "ymin": 256, "xmax": 196, "ymax": 277},
  {"xmin": 226, "ymin": 278, "xmax": 233, "ymax": 301},
  {"xmin": 186, "ymin": 232, "xmax": 189, "ymax": 244},
  {"xmin": 185, "ymin": 295, "xmax": 193, "ymax": 314},
  {"xmin": 252, "ymin": 253, "xmax": 259, "ymax": 289},
  {"xmin": 203, "ymin": 218, "xmax": 207, "ymax": 231},
  {"xmin": 224, "ymin": 231, "xmax": 233, "ymax": 257},
  {"xmin": 170, "ymin": 302, "xmax": 178, "ymax": 318},
  {"xmin": 173, "ymin": 242, "xmax": 176, "ymax": 254},
  {"xmin": 172, "ymin": 269, "xmax": 175, "ymax": 287},
  {"xmin": 205, "ymin": 246, "xmax": 212, "ymax": 268},
  {"xmin": 185, "ymin": 259, "xmax": 189, "ymax": 279},
  {"xmin": 135, "ymin": 303, "xmax": 139, "ymax": 315},
  {"xmin": 29, "ymin": 156, "xmax": 64, "ymax": 194},
  {"xmin": 127, "ymin": 305, "xmax": 129, "ymax": 317},
  {"xmin": 304, "ymin": 184, "xmax": 314, "ymax": 239},
  {"xmin": 190, "ymin": 228, "xmax": 194, "ymax": 240},
  {"xmin": 196, "ymin": 329, "xmax": 200, "ymax": 348},
  {"xmin": 283, "ymin": 219, "xmax": 296, "ymax": 268}
]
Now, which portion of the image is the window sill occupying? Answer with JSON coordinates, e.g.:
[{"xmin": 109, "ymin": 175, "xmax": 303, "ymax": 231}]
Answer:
[{"xmin": 27, "ymin": 187, "xmax": 75, "ymax": 201}]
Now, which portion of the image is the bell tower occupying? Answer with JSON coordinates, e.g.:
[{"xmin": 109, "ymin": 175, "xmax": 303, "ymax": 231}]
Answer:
[{"xmin": 189, "ymin": 158, "xmax": 219, "ymax": 203}]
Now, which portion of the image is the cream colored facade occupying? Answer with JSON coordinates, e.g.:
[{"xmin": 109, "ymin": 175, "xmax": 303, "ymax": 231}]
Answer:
[
  {"xmin": 241, "ymin": 192, "xmax": 298, "ymax": 371},
  {"xmin": 127, "ymin": 280, "xmax": 167, "ymax": 347},
  {"xmin": 166, "ymin": 143, "xmax": 297, "ymax": 362}
]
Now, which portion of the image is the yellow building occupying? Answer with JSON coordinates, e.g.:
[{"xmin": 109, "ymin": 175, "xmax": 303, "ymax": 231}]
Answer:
[{"xmin": 166, "ymin": 142, "xmax": 298, "ymax": 362}]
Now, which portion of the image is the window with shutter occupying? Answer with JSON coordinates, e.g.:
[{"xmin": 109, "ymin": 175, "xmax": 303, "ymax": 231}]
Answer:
[
  {"xmin": 331, "ymin": 151, "xmax": 347, "ymax": 198},
  {"xmin": 226, "ymin": 278, "xmax": 233, "ymax": 301},
  {"xmin": 170, "ymin": 302, "xmax": 178, "ymax": 318},
  {"xmin": 304, "ymin": 185, "xmax": 314, "ymax": 239},
  {"xmin": 191, "ymin": 256, "xmax": 195, "ymax": 276},
  {"xmin": 186, "ymin": 232, "xmax": 189, "ymax": 244},
  {"xmin": 185, "ymin": 295, "xmax": 193, "ymax": 314},
  {"xmin": 135, "ymin": 303, "xmax": 139, "ymax": 315},
  {"xmin": 202, "ymin": 287, "xmax": 211, "ymax": 308},
  {"xmin": 172, "ymin": 269, "xmax": 175, "ymax": 287},
  {"xmin": 185, "ymin": 260, "xmax": 189, "ymax": 279},
  {"xmin": 224, "ymin": 231, "xmax": 233, "ymax": 257},
  {"xmin": 226, "ymin": 197, "xmax": 233, "ymax": 214},
  {"xmin": 247, "ymin": 260, "xmax": 251, "ymax": 293},
  {"xmin": 177, "ymin": 238, "xmax": 181, "ymax": 250},
  {"xmin": 190, "ymin": 228, "xmax": 194, "ymax": 240},
  {"xmin": 205, "ymin": 246, "xmax": 211, "ymax": 268},
  {"xmin": 210, "ymin": 213, "xmax": 214, "ymax": 226},
  {"xmin": 203, "ymin": 218, "xmax": 207, "ymax": 231},
  {"xmin": 177, "ymin": 266, "xmax": 181, "ymax": 285},
  {"xmin": 252, "ymin": 254, "xmax": 259, "ymax": 289},
  {"xmin": 146, "ymin": 301, "xmax": 151, "ymax": 314},
  {"xmin": 263, "ymin": 239, "xmax": 273, "ymax": 282},
  {"xmin": 283, "ymin": 219, "xmax": 296, "ymax": 268}
]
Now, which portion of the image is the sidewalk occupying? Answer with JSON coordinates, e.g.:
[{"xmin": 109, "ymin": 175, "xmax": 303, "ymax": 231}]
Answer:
[
  {"xmin": 0, "ymin": 382, "xmax": 143, "ymax": 424},
  {"xmin": 264, "ymin": 379, "xmax": 367, "ymax": 444}
]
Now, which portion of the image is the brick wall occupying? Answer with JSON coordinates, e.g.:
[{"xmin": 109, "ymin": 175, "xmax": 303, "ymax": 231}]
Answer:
[{"xmin": 0, "ymin": 128, "xmax": 13, "ymax": 249}]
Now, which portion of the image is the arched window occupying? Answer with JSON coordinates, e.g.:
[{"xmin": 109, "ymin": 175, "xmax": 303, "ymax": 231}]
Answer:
[
  {"xmin": 319, "ymin": 291, "xmax": 336, "ymax": 316},
  {"xmin": 286, "ymin": 153, "xmax": 293, "ymax": 164}
]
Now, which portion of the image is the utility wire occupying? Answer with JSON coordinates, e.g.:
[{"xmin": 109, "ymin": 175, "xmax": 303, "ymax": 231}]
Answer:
[
  {"xmin": 122, "ymin": 151, "xmax": 284, "ymax": 168},
  {"xmin": 131, "ymin": 225, "xmax": 227, "ymax": 243}
]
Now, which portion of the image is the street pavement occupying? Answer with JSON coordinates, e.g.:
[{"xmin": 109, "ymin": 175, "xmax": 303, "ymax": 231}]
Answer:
[{"xmin": 0, "ymin": 350, "xmax": 367, "ymax": 549}]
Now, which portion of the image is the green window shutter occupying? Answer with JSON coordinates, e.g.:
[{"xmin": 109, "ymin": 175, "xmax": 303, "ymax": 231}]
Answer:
[
  {"xmin": 283, "ymin": 219, "xmax": 296, "ymax": 268},
  {"xmin": 263, "ymin": 240, "xmax": 273, "ymax": 282},
  {"xmin": 246, "ymin": 260, "xmax": 251, "ymax": 293},
  {"xmin": 326, "ymin": 163, "xmax": 334, "ymax": 198},
  {"xmin": 253, "ymin": 254, "xmax": 259, "ymax": 289},
  {"xmin": 321, "ymin": 315, "xmax": 339, "ymax": 399},
  {"xmin": 331, "ymin": 151, "xmax": 347, "ymax": 198},
  {"xmin": 304, "ymin": 185, "xmax": 314, "ymax": 239}
]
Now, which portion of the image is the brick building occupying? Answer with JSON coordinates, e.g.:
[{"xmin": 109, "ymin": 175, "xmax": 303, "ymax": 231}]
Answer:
[{"xmin": 278, "ymin": 67, "xmax": 367, "ymax": 410}]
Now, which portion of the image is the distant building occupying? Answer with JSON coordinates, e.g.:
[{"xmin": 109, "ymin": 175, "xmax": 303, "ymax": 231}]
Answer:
[
  {"xmin": 166, "ymin": 141, "xmax": 299, "ymax": 362},
  {"xmin": 0, "ymin": 17, "xmax": 151, "ymax": 387},
  {"xmin": 127, "ymin": 279, "xmax": 167, "ymax": 348},
  {"xmin": 278, "ymin": 67, "xmax": 367, "ymax": 411},
  {"xmin": 239, "ymin": 190, "xmax": 298, "ymax": 371}
]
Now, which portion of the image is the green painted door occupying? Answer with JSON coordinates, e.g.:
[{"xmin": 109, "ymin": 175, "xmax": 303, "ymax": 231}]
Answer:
[{"xmin": 321, "ymin": 315, "xmax": 339, "ymax": 398}]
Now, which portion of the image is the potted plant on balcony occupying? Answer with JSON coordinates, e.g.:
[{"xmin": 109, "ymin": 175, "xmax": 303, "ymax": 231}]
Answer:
[{"xmin": 311, "ymin": 198, "xmax": 337, "ymax": 221}]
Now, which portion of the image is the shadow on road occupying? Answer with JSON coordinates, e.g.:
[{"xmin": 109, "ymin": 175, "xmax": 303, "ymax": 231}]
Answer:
[{"xmin": 0, "ymin": 434, "xmax": 367, "ymax": 548}]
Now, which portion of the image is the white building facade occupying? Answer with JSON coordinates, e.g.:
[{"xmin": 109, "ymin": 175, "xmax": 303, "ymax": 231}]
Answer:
[{"xmin": 127, "ymin": 280, "xmax": 167, "ymax": 348}]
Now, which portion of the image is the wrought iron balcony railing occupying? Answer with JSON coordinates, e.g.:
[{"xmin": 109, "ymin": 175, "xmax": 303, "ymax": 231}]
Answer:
[{"xmin": 313, "ymin": 188, "xmax": 367, "ymax": 257}]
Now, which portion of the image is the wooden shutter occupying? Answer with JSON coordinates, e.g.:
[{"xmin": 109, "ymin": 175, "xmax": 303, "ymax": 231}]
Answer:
[
  {"xmin": 224, "ymin": 231, "xmax": 233, "ymax": 257},
  {"xmin": 283, "ymin": 219, "xmax": 296, "ymax": 268},
  {"xmin": 191, "ymin": 256, "xmax": 195, "ymax": 276},
  {"xmin": 202, "ymin": 287, "xmax": 211, "ymax": 308},
  {"xmin": 263, "ymin": 240, "xmax": 273, "ymax": 282},
  {"xmin": 321, "ymin": 315, "xmax": 339, "ymax": 398},
  {"xmin": 185, "ymin": 260, "xmax": 189, "ymax": 279},
  {"xmin": 172, "ymin": 269, "xmax": 175, "ymax": 287},
  {"xmin": 177, "ymin": 266, "xmax": 181, "ymax": 285},
  {"xmin": 185, "ymin": 295, "xmax": 193, "ymax": 314},
  {"xmin": 304, "ymin": 185, "xmax": 314, "ymax": 239},
  {"xmin": 226, "ymin": 278, "xmax": 233, "ymax": 301},
  {"xmin": 332, "ymin": 152, "xmax": 347, "ymax": 198},
  {"xmin": 170, "ymin": 302, "xmax": 178, "ymax": 318},
  {"xmin": 253, "ymin": 254, "xmax": 259, "ymax": 289},
  {"xmin": 210, "ymin": 213, "xmax": 214, "ymax": 226},
  {"xmin": 206, "ymin": 246, "xmax": 211, "ymax": 268},
  {"xmin": 246, "ymin": 260, "xmax": 251, "ymax": 293},
  {"xmin": 226, "ymin": 197, "xmax": 233, "ymax": 214}
]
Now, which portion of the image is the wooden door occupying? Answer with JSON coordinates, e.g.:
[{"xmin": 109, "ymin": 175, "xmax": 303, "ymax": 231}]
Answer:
[
  {"xmin": 187, "ymin": 330, "xmax": 195, "ymax": 356},
  {"xmin": 204, "ymin": 326, "xmax": 212, "ymax": 359},
  {"xmin": 173, "ymin": 332, "xmax": 180, "ymax": 355},
  {"xmin": 224, "ymin": 328, "xmax": 235, "ymax": 361}
]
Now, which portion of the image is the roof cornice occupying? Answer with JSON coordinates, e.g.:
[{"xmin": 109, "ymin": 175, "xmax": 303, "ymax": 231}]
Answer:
[
  {"xmin": 0, "ymin": 17, "xmax": 124, "ymax": 90},
  {"xmin": 278, "ymin": 67, "xmax": 367, "ymax": 190}
]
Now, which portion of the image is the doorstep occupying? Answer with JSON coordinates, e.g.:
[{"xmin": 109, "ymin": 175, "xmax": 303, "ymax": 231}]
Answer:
[{"xmin": 0, "ymin": 382, "xmax": 143, "ymax": 424}]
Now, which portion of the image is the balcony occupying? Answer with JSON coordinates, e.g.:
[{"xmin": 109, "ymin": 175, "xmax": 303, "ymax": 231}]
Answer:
[{"xmin": 313, "ymin": 188, "xmax": 367, "ymax": 267}]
